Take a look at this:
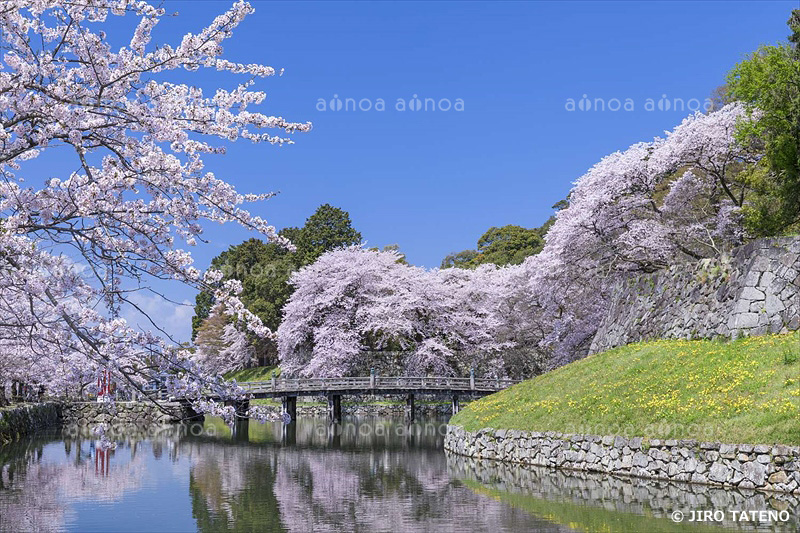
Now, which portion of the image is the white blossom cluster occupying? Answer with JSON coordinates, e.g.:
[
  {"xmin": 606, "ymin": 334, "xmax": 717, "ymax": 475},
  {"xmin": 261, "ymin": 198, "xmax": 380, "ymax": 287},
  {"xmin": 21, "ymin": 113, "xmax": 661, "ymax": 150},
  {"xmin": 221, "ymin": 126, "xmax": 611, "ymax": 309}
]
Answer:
[{"xmin": 0, "ymin": 0, "xmax": 308, "ymax": 419}]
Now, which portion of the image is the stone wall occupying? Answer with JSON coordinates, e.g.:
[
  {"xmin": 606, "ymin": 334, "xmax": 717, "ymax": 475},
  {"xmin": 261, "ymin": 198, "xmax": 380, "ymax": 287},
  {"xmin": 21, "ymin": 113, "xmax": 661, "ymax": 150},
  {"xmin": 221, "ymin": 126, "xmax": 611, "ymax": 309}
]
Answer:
[
  {"xmin": 589, "ymin": 237, "xmax": 800, "ymax": 354},
  {"xmin": 61, "ymin": 401, "xmax": 199, "ymax": 427},
  {"xmin": 444, "ymin": 425, "xmax": 800, "ymax": 494},
  {"xmin": 0, "ymin": 403, "xmax": 61, "ymax": 444},
  {"xmin": 60, "ymin": 400, "xmax": 450, "ymax": 426}
]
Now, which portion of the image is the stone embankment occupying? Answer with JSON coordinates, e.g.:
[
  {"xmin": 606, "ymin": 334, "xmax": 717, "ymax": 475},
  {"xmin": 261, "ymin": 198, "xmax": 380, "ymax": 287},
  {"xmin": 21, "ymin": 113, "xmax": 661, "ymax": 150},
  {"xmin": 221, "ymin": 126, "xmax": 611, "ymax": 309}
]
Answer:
[
  {"xmin": 1, "ymin": 401, "xmax": 201, "ymax": 444},
  {"xmin": 61, "ymin": 401, "xmax": 199, "ymax": 427},
  {"xmin": 0, "ymin": 403, "xmax": 61, "ymax": 444},
  {"xmin": 445, "ymin": 425, "xmax": 800, "ymax": 494},
  {"xmin": 1, "ymin": 400, "xmax": 451, "ymax": 444},
  {"xmin": 590, "ymin": 237, "xmax": 800, "ymax": 353}
]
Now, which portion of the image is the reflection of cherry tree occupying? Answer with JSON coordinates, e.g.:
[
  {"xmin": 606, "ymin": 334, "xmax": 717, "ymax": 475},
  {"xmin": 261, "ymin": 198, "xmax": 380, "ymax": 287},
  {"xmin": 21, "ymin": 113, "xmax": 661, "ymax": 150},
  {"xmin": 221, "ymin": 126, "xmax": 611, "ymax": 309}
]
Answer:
[
  {"xmin": 188, "ymin": 443, "xmax": 249, "ymax": 518},
  {"xmin": 178, "ymin": 421, "xmax": 558, "ymax": 533},
  {"xmin": 0, "ymin": 439, "xmax": 148, "ymax": 532},
  {"xmin": 273, "ymin": 447, "xmax": 556, "ymax": 532}
]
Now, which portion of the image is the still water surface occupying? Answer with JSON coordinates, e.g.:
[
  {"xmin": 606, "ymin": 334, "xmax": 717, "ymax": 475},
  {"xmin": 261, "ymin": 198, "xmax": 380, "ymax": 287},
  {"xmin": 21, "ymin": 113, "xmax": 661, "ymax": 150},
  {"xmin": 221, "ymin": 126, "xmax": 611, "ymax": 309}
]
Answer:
[{"xmin": 0, "ymin": 416, "xmax": 797, "ymax": 532}]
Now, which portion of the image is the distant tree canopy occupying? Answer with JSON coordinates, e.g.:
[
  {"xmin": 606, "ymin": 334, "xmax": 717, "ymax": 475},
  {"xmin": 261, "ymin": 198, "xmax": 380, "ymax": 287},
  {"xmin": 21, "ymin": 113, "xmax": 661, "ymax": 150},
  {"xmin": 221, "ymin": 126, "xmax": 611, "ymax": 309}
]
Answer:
[
  {"xmin": 440, "ymin": 249, "xmax": 480, "ymax": 269},
  {"xmin": 192, "ymin": 238, "xmax": 295, "ymax": 340},
  {"xmin": 368, "ymin": 243, "xmax": 409, "ymax": 264},
  {"xmin": 440, "ymin": 214, "xmax": 558, "ymax": 269},
  {"xmin": 726, "ymin": 9, "xmax": 800, "ymax": 236},
  {"xmin": 192, "ymin": 205, "xmax": 362, "ymax": 365},
  {"xmin": 291, "ymin": 204, "xmax": 364, "ymax": 265}
]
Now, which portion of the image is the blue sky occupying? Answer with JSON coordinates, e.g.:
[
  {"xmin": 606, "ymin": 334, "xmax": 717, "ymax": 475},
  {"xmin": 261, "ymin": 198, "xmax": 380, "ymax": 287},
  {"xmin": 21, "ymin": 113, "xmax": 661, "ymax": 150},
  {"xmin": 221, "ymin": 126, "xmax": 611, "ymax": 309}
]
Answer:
[
  {"xmin": 162, "ymin": 0, "xmax": 796, "ymax": 268},
  {"xmin": 35, "ymin": 1, "xmax": 800, "ymax": 340}
]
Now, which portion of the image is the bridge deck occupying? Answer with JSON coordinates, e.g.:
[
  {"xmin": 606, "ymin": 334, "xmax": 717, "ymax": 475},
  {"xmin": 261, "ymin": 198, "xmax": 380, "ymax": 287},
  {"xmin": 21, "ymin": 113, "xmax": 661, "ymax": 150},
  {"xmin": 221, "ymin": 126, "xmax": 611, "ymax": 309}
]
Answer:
[
  {"xmin": 164, "ymin": 376, "xmax": 519, "ymax": 422},
  {"xmin": 235, "ymin": 376, "xmax": 518, "ymax": 398}
]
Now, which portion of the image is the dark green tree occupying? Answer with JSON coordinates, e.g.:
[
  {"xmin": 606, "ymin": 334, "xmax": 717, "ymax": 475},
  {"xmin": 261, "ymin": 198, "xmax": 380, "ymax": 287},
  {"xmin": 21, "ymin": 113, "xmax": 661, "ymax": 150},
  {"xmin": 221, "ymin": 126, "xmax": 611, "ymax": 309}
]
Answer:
[
  {"xmin": 192, "ymin": 205, "xmax": 361, "ymax": 365},
  {"xmin": 192, "ymin": 237, "xmax": 294, "ymax": 365},
  {"xmin": 292, "ymin": 204, "xmax": 362, "ymax": 265},
  {"xmin": 440, "ymin": 201, "xmax": 563, "ymax": 269},
  {"xmin": 789, "ymin": 9, "xmax": 800, "ymax": 51},
  {"xmin": 475, "ymin": 225, "xmax": 545, "ymax": 266},
  {"xmin": 441, "ymin": 225, "xmax": 544, "ymax": 269},
  {"xmin": 726, "ymin": 10, "xmax": 800, "ymax": 236},
  {"xmin": 440, "ymin": 249, "xmax": 480, "ymax": 269}
]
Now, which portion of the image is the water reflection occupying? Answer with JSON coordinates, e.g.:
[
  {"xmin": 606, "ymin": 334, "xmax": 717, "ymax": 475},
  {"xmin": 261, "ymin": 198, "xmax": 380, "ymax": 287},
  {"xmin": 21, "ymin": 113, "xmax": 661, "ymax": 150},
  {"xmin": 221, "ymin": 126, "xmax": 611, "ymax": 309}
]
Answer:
[
  {"xmin": 0, "ymin": 418, "xmax": 567, "ymax": 533},
  {"xmin": 8, "ymin": 417, "xmax": 794, "ymax": 532},
  {"xmin": 447, "ymin": 452, "xmax": 800, "ymax": 532},
  {"xmin": 0, "ymin": 434, "xmax": 154, "ymax": 532},
  {"xmin": 184, "ymin": 417, "xmax": 564, "ymax": 532}
]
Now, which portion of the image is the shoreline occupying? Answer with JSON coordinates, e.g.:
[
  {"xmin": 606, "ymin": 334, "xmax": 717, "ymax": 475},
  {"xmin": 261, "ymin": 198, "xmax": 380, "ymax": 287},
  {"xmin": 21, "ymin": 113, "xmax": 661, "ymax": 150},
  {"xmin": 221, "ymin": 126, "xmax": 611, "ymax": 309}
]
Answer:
[
  {"xmin": 444, "ymin": 424, "xmax": 800, "ymax": 495},
  {"xmin": 0, "ymin": 401, "xmax": 454, "ymax": 445}
]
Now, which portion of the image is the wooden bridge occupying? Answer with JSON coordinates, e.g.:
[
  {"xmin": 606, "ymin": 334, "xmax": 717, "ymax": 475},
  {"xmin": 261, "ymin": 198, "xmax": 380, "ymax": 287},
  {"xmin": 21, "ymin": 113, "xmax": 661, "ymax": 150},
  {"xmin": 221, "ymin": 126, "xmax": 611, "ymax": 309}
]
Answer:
[{"xmin": 227, "ymin": 375, "xmax": 518, "ymax": 422}]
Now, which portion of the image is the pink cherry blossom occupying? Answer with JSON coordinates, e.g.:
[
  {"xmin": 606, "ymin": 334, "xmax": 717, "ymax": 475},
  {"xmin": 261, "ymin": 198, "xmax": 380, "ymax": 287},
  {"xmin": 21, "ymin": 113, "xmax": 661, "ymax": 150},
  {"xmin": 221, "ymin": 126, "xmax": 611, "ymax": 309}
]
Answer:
[{"xmin": 0, "ymin": 0, "xmax": 308, "ymax": 419}]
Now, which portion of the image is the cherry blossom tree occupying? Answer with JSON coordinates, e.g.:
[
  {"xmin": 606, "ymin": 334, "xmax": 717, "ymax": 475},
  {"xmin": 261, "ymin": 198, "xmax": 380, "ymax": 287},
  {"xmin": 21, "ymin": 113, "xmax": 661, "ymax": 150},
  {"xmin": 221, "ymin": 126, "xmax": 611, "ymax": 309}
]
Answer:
[
  {"xmin": 521, "ymin": 102, "xmax": 759, "ymax": 367},
  {"xmin": 278, "ymin": 247, "xmax": 510, "ymax": 378},
  {"xmin": 192, "ymin": 310, "xmax": 256, "ymax": 376},
  {"xmin": 277, "ymin": 104, "xmax": 761, "ymax": 377},
  {"xmin": 0, "ymin": 0, "xmax": 309, "ymax": 419}
]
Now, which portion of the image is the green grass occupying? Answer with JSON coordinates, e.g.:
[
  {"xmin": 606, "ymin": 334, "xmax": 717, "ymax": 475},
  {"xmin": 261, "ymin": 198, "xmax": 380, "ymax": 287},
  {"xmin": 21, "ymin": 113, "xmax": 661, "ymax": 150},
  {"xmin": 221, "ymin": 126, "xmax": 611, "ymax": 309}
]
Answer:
[
  {"xmin": 451, "ymin": 331, "xmax": 800, "ymax": 444},
  {"xmin": 251, "ymin": 398, "xmax": 315, "ymax": 407},
  {"xmin": 224, "ymin": 366, "xmax": 279, "ymax": 382}
]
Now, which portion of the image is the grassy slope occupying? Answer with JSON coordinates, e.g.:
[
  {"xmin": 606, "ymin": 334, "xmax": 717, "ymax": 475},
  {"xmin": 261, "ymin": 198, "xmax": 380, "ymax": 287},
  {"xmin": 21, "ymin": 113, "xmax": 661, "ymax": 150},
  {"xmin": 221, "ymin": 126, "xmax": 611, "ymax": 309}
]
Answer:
[
  {"xmin": 451, "ymin": 331, "xmax": 800, "ymax": 444},
  {"xmin": 224, "ymin": 366, "xmax": 279, "ymax": 382}
]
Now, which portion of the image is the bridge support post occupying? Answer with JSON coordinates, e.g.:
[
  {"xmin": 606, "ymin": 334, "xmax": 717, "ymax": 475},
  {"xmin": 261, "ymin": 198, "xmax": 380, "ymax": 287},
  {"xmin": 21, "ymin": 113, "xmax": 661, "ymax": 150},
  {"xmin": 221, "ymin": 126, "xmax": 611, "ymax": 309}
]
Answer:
[
  {"xmin": 232, "ymin": 417, "xmax": 249, "ymax": 441},
  {"xmin": 282, "ymin": 395, "xmax": 297, "ymax": 422},
  {"xmin": 281, "ymin": 421, "xmax": 296, "ymax": 446},
  {"xmin": 327, "ymin": 394, "xmax": 342, "ymax": 422},
  {"xmin": 234, "ymin": 399, "xmax": 249, "ymax": 417},
  {"xmin": 327, "ymin": 422, "xmax": 341, "ymax": 448},
  {"xmin": 405, "ymin": 393, "xmax": 415, "ymax": 421},
  {"xmin": 451, "ymin": 394, "xmax": 460, "ymax": 415},
  {"xmin": 182, "ymin": 402, "xmax": 205, "ymax": 422}
]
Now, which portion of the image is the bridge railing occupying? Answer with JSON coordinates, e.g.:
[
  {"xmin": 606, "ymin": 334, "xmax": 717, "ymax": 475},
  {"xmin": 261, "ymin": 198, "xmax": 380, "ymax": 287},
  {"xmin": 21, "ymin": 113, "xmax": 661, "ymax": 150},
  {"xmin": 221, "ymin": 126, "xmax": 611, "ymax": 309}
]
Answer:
[{"xmin": 236, "ymin": 375, "xmax": 519, "ymax": 394}]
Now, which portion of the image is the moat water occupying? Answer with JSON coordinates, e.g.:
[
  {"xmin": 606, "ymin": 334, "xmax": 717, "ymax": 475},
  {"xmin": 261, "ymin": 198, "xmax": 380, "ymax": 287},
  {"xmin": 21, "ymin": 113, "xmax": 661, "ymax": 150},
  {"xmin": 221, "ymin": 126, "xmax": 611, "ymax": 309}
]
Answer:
[{"xmin": 0, "ymin": 416, "xmax": 797, "ymax": 532}]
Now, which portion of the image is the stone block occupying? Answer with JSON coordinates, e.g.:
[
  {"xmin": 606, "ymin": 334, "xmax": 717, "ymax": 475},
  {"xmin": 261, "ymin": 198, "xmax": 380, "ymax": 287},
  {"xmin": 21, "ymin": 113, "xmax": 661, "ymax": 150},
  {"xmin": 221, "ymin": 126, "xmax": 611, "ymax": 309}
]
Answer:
[
  {"xmin": 708, "ymin": 462, "xmax": 730, "ymax": 483},
  {"xmin": 769, "ymin": 471, "xmax": 789, "ymax": 484},
  {"xmin": 736, "ymin": 313, "xmax": 760, "ymax": 328},
  {"xmin": 632, "ymin": 451, "xmax": 649, "ymax": 468},
  {"xmin": 740, "ymin": 287, "xmax": 765, "ymax": 301},
  {"xmin": 743, "ymin": 461, "xmax": 767, "ymax": 486}
]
